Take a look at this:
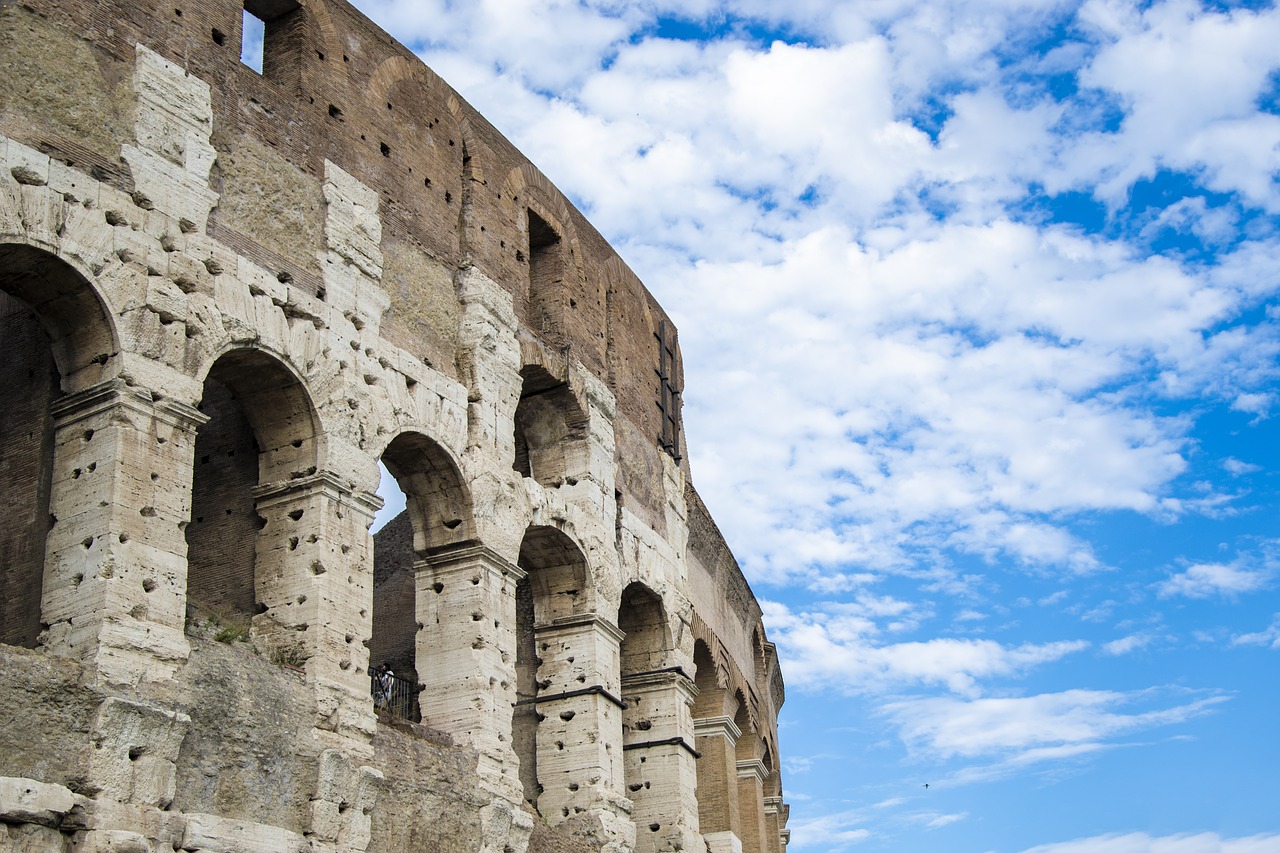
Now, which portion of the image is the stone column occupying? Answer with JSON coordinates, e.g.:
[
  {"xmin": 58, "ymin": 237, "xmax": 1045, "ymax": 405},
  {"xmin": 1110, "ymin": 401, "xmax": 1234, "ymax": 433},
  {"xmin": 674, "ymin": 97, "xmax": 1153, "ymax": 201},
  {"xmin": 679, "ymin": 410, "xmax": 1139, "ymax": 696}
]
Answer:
[
  {"xmin": 736, "ymin": 759, "xmax": 769, "ymax": 853},
  {"xmin": 252, "ymin": 472, "xmax": 381, "ymax": 754},
  {"xmin": 40, "ymin": 380, "xmax": 206, "ymax": 686},
  {"xmin": 763, "ymin": 797, "xmax": 784, "ymax": 853},
  {"xmin": 532, "ymin": 614, "xmax": 631, "ymax": 836},
  {"xmin": 418, "ymin": 541, "xmax": 525, "ymax": 798},
  {"xmin": 622, "ymin": 669, "xmax": 701, "ymax": 853},
  {"xmin": 693, "ymin": 715, "xmax": 743, "ymax": 853}
]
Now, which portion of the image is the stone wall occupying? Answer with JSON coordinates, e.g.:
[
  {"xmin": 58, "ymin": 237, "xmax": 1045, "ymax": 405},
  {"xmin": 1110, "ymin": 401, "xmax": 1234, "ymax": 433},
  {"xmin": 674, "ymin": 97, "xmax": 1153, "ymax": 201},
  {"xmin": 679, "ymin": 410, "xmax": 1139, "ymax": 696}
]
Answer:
[{"xmin": 0, "ymin": 1, "xmax": 790, "ymax": 851}]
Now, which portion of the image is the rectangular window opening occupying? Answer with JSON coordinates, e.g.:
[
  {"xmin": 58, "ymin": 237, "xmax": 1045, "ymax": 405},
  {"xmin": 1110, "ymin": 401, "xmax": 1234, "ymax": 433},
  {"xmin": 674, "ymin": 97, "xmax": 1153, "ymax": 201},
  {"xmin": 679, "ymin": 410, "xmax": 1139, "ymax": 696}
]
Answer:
[
  {"xmin": 527, "ymin": 209, "xmax": 566, "ymax": 334},
  {"xmin": 240, "ymin": 7, "xmax": 266, "ymax": 73},
  {"xmin": 655, "ymin": 320, "xmax": 682, "ymax": 461}
]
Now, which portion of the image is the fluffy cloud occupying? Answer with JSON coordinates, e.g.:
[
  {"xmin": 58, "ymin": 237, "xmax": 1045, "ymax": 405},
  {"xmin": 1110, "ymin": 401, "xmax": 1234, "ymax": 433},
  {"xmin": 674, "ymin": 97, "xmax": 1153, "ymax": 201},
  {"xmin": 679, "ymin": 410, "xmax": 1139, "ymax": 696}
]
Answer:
[
  {"xmin": 881, "ymin": 688, "xmax": 1227, "ymax": 761},
  {"xmin": 1156, "ymin": 562, "xmax": 1272, "ymax": 599},
  {"xmin": 762, "ymin": 600, "xmax": 1086, "ymax": 695},
  {"xmin": 1233, "ymin": 615, "xmax": 1280, "ymax": 650},
  {"xmin": 352, "ymin": 0, "xmax": 1280, "ymax": 588}
]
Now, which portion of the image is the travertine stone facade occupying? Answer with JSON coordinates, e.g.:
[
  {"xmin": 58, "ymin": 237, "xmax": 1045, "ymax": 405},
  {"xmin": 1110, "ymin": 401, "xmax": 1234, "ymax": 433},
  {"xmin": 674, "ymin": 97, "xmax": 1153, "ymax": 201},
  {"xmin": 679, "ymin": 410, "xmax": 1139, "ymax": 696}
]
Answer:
[{"xmin": 0, "ymin": 1, "xmax": 789, "ymax": 851}]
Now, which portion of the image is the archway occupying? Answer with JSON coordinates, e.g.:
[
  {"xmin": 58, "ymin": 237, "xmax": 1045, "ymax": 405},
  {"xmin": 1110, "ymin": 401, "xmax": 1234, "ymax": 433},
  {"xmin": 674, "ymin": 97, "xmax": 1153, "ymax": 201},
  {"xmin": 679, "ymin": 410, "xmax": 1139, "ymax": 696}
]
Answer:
[
  {"xmin": 512, "ymin": 365, "xmax": 588, "ymax": 488},
  {"xmin": 514, "ymin": 524, "xmax": 595, "ymax": 814},
  {"xmin": 0, "ymin": 245, "xmax": 115, "ymax": 648},
  {"xmin": 186, "ymin": 348, "xmax": 319, "ymax": 636},
  {"xmin": 370, "ymin": 430, "xmax": 471, "ymax": 721}
]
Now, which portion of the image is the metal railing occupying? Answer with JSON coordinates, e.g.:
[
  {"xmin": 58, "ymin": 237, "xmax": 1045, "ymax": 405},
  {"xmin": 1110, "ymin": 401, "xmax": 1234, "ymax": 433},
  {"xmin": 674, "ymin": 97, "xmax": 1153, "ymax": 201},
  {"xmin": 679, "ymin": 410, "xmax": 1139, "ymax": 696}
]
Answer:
[{"xmin": 370, "ymin": 668, "xmax": 418, "ymax": 721}]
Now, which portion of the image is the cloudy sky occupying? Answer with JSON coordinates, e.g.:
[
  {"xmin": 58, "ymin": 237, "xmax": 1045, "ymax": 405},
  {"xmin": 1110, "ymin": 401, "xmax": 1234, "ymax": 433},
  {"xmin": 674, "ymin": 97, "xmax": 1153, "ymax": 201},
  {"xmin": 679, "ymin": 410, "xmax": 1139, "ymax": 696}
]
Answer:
[{"xmin": 336, "ymin": 0, "xmax": 1280, "ymax": 850}]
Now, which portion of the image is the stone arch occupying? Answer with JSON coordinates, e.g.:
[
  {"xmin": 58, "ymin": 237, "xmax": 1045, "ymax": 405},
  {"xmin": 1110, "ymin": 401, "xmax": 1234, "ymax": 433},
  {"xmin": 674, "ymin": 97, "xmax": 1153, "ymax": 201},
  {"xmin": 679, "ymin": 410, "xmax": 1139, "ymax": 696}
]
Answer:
[
  {"xmin": 692, "ymin": 638, "xmax": 742, "ymax": 846},
  {"xmin": 185, "ymin": 346, "xmax": 321, "ymax": 627},
  {"xmin": 503, "ymin": 165, "xmax": 587, "ymax": 343},
  {"xmin": 0, "ymin": 244, "xmax": 117, "ymax": 648},
  {"xmin": 514, "ymin": 523, "xmax": 600, "ymax": 813},
  {"xmin": 734, "ymin": 689, "xmax": 770, "ymax": 853},
  {"xmin": 369, "ymin": 430, "xmax": 472, "ymax": 720},
  {"xmin": 0, "ymin": 243, "xmax": 119, "ymax": 389},
  {"xmin": 619, "ymin": 581, "xmax": 671, "ymax": 678},
  {"xmin": 513, "ymin": 362, "xmax": 590, "ymax": 489}
]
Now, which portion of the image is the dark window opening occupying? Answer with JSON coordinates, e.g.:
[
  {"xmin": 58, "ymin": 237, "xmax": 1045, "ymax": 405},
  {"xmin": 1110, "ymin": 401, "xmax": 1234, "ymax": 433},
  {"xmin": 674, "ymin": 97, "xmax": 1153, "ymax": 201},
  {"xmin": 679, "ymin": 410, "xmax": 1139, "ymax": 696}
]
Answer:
[
  {"xmin": 655, "ymin": 319, "xmax": 681, "ymax": 461},
  {"xmin": 0, "ymin": 292, "xmax": 59, "ymax": 649},
  {"xmin": 527, "ymin": 210, "xmax": 566, "ymax": 335}
]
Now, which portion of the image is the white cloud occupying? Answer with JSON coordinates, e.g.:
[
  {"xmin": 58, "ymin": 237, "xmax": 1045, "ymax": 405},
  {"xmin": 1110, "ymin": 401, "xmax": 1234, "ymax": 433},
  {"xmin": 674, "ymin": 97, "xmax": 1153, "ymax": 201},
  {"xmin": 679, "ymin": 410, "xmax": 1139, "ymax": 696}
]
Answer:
[
  {"xmin": 924, "ymin": 811, "xmax": 968, "ymax": 829},
  {"xmin": 1232, "ymin": 615, "xmax": 1280, "ymax": 650},
  {"xmin": 763, "ymin": 600, "xmax": 1086, "ymax": 696},
  {"xmin": 352, "ymin": 0, "xmax": 1280, "ymax": 590},
  {"xmin": 881, "ymin": 688, "xmax": 1227, "ymax": 761},
  {"xmin": 785, "ymin": 809, "xmax": 873, "ymax": 851},
  {"xmin": 1223, "ymin": 457, "xmax": 1261, "ymax": 477},
  {"xmin": 1103, "ymin": 632, "xmax": 1156, "ymax": 656},
  {"xmin": 1019, "ymin": 832, "xmax": 1280, "ymax": 853},
  {"xmin": 1156, "ymin": 561, "xmax": 1271, "ymax": 599}
]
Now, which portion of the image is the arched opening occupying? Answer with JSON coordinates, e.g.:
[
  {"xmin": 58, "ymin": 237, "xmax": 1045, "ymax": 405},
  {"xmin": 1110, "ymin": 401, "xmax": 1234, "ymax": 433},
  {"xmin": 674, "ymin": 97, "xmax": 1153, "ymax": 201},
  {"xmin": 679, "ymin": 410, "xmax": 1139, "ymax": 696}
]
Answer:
[
  {"xmin": 734, "ymin": 693, "xmax": 768, "ymax": 853},
  {"xmin": 370, "ymin": 431, "xmax": 470, "ymax": 722},
  {"xmin": 526, "ymin": 208, "xmax": 566, "ymax": 337},
  {"xmin": 186, "ymin": 348, "xmax": 318, "ymax": 635},
  {"xmin": 618, "ymin": 582, "xmax": 668, "ymax": 679},
  {"xmin": 0, "ymin": 246, "xmax": 115, "ymax": 648},
  {"xmin": 692, "ymin": 640, "xmax": 732, "ymax": 836},
  {"xmin": 0, "ymin": 290, "xmax": 59, "ymax": 647},
  {"xmin": 514, "ymin": 525, "xmax": 591, "ymax": 811},
  {"xmin": 618, "ymin": 582, "xmax": 681, "ymax": 851},
  {"xmin": 513, "ymin": 365, "xmax": 588, "ymax": 488}
]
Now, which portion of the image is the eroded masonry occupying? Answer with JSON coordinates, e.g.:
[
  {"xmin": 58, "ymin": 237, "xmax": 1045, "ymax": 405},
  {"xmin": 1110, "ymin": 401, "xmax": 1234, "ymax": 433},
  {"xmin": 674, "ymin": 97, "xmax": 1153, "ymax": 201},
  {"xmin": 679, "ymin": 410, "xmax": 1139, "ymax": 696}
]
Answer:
[{"xmin": 0, "ymin": 2, "xmax": 790, "ymax": 851}]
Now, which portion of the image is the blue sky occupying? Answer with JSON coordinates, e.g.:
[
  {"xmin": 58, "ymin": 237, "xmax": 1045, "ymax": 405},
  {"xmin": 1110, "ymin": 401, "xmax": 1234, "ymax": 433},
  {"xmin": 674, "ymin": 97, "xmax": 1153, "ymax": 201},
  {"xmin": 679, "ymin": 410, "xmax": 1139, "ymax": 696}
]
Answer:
[{"xmin": 353, "ymin": 1, "xmax": 1280, "ymax": 850}]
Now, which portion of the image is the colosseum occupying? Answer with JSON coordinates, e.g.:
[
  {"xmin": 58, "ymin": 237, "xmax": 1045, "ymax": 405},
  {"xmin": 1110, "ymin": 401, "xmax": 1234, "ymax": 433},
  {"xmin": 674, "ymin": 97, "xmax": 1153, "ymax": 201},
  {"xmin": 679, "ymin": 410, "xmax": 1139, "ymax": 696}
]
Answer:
[{"xmin": 0, "ymin": 1, "xmax": 789, "ymax": 851}]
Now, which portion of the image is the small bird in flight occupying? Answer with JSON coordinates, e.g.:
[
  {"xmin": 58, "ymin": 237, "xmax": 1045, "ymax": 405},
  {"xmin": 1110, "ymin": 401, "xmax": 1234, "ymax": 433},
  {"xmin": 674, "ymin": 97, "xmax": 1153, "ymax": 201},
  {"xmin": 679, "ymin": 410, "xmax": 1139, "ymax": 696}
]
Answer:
[{"xmin": 922, "ymin": 783, "xmax": 930, "ymax": 790}]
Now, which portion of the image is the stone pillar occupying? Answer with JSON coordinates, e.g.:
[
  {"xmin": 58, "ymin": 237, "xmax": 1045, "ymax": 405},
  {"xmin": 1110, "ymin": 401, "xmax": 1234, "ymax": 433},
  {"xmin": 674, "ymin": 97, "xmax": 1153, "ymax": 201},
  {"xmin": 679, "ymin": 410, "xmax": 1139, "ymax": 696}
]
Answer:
[
  {"xmin": 532, "ymin": 614, "xmax": 631, "ymax": 836},
  {"xmin": 693, "ymin": 716, "xmax": 743, "ymax": 853},
  {"xmin": 251, "ymin": 472, "xmax": 381, "ymax": 754},
  {"xmin": 40, "ymin": 380, "xmax": 206, "ymax": 685},
  {"xmin": 763, "ymin": 797, "xmax": 784, "ymax": 853},
  {"xmin": 418, "ymin": 541, "xmax": 525, "ymax": 798},
  {"xmin": 622, "ymin": 670, "xmax": 701, "ymax": 853},
  {"xmin": 736, "ymin": 759, "xmax": 769, "ymax": 853}
]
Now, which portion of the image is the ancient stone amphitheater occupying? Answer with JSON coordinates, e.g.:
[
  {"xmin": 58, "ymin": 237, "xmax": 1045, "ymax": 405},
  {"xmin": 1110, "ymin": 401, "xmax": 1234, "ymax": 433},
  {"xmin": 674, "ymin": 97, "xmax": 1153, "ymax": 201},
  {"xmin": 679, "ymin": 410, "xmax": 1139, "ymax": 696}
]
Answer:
[{"xmin": 0, "ymin": 1, "xmax": 790, "ymax": 851}]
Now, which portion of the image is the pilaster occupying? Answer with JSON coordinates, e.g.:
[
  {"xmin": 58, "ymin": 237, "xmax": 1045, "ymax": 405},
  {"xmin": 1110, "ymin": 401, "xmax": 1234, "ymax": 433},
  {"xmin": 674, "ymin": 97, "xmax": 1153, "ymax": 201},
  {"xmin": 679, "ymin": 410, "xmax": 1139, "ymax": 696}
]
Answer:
[
  {"xmin": 40, "ymin": 379, "xmax": 206, "ymax": 685},
  {"xmin": 251, "ymin": 471, "xmax": 382, "ymax": 755},
  {"xmin": 622, "ymin": 669, "xmax": 701, "ymax": 853},
  {"xmin": 736, "ymin": 759, "xmax": 769, "ymax": 853},
  {"xmin": 418, "ymin": 541, "xmax": 526, "ymax": 799},
  {"xmin": 531, "ymin": 613, "xmax": 631, "ymax": 838},
  {"xmin": 694, "ymin": 715, "xmax": 743, "ymax": 848}
]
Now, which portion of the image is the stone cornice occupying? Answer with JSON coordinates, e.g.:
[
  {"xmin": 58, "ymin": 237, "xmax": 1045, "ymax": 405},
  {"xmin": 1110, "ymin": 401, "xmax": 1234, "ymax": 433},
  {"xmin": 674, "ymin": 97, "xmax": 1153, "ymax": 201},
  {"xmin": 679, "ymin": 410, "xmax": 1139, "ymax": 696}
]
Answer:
[
  {"xmin": 693, "ymin": 715, "xmax": 742, "ymax": 744},
  {"xmin": 418, "ymin": 541, "xmax": 526, "ymax": 581},
  {"xmin": 535, "ymin": 612, "xmax": 626, "ymax": 644},
  {"xmin": 736, "ymin": 758, "xmax": 768, "ymax": 784}
]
